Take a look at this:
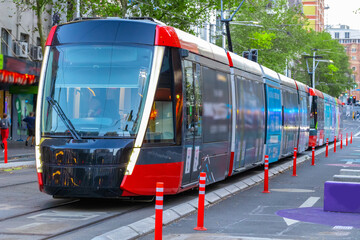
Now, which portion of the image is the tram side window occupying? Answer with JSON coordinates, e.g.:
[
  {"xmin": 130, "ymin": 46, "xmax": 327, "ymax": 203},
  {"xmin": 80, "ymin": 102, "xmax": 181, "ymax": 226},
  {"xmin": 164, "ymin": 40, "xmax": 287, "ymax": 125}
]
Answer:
[
  {"xmin": 310, "ymin": 97, "xmax": 317, "ymax": 128},
  {"xmin": 202, "ymin": 67, "xmax": 230, "ymax": 143},
  {"xmin": 145, "ymin": 49, "xmax": 175, "ymax": 143}
]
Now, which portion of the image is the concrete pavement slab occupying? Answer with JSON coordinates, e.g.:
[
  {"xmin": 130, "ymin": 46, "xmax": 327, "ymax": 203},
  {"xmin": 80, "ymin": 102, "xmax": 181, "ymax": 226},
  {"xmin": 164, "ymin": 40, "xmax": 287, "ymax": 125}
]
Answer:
[
  {"xmin": 128, "ymin": 217, "xmax": 155, "ymax": 236},
  {"xmin": 224, "ymin": 184, "xmax": 240, "ymax": 194},
  {"xmin": 205, "ymin": 192, "xmax": 220, "ymax": 204},
  {"xmin": 170, "ymin": 203, "xmax": 195, "ymax": 217},
  {"xmin": 92, "ymin": 226, "xmax": 138, "ymax": 240}
]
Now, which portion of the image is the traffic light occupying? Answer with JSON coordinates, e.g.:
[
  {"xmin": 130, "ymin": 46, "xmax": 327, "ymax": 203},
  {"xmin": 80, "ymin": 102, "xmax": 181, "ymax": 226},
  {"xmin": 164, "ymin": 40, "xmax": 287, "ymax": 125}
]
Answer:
[
  {"xmin": 242, "ymin": 49, "xmax": 258, "ymax": 62},
  {"xmin": 242, "ymin": 51, "xmax": 249, "ymax": 59},
  {"xmin": 353, "ymin": 96, "xmax": 357, "ymax": 104}
]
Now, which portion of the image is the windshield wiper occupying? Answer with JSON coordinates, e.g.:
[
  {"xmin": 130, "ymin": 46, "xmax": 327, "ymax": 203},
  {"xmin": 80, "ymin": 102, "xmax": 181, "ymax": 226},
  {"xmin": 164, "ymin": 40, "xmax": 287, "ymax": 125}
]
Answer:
[{"xmin": 46, "ymin": 96, "xmax": 82, "ymax": 140}]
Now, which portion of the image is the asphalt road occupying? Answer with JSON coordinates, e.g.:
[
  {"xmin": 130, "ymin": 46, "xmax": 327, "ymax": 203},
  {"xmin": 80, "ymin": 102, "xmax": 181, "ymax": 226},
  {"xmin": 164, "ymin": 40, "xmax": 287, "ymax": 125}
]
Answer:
[
  {"xmin": 140, "ymin": 119, "xmax": 360, "ymax": 240},
  {"xmin": 0, "ymin": 119, "xmax": 359, "ymax": 240}
]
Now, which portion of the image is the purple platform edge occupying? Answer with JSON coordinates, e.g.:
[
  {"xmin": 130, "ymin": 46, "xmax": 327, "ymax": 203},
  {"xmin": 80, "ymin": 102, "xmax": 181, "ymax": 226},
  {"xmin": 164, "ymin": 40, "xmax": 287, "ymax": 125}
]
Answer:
[{"xmin": 324, "ymin": 181, "xmax": 360, "ymax": 213}]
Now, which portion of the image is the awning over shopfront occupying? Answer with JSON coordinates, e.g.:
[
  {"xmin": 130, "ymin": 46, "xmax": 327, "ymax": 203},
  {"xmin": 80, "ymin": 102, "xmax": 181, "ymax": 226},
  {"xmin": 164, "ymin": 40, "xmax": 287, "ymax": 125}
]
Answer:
[{"xmin": 0, "ymin": 54, "xmax": 41, "ymax": 85}]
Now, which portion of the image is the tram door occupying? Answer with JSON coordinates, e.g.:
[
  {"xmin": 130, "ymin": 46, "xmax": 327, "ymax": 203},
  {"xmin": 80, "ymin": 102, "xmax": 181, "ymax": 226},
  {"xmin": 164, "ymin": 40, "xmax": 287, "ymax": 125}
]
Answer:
[{"xmin": 182, "ymin": 60, "xmax": 202, "ymax": 185}]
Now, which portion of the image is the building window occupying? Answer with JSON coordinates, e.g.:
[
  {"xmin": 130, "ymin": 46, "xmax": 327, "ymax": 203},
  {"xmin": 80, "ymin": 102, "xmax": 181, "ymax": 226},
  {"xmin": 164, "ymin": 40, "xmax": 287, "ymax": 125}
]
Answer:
[
  {"xmin": 352, "ymin": 74, "xmax": 356, "ymax": 81},
  {"xmin": 20, "ymin": 33, "xmax": 29, "ymax": 43},
  {"xmin": 352, "ymin": 56, "xmax": 357, "ymax": 60},
  {"xmin": 335, "ymin": 32, "xmax": 339, "ymax": 39},
  {"xmin": 345, "ymin": 32, "xmax": 350, "ymax": 38},
  {"xmin": 352, "ymin": 48, "xmax": 357, "ymax": 52},
  {"xmin": 1, "ymin": 28, "xmax": 11, "ymax": 55},
  {"xmin": 352, "ymin": 67, "xmax": 356, "ymax": 71}
]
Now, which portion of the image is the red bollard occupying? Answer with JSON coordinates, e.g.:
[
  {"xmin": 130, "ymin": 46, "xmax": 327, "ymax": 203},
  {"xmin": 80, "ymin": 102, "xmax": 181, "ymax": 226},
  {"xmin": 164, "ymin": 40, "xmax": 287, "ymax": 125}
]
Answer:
[
  {"xmin": 325, "ymin": 138, "xmax": 329, "ymax": 158},
  {"xmin": 292, "ymin": 147, "xmax": 297, "ymax": 176},
  {"xmin": 311, "ymin": 145, "xmax": 315, "ymax": 166},
  {"xmin": 340, "ymin": 135, "xmax": 343, "ymax": 149},
  {"xmin": 334, "ymin": 136, "xmax": 337, "ymax": 153},
  {"xmin": 346, "ymin": 133, "xmax": 348, "ymax": 146},
  {"xmin": 194, "ymin": 172, "xmax": 207, "ymax": 231},
  {"xmin": 4, "ymin": 140, "xmax": 7, "ymax": 164},
  {"xmin": 263, "ymin": 155, "xmax": 270, "ymax": 193},
  {"xmin": 155, "ymin": 182, "xmax": 164, "ymax": 240},
  {"xmin": 351, "ymin": 132, "xmax": 353, "ymax": 144}
]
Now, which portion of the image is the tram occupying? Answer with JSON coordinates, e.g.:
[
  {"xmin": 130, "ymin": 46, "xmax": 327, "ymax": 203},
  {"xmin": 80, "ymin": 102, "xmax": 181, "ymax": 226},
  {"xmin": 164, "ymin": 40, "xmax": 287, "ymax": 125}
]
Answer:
[{"xmin": 35, "ymin": 18, "xmax": 343, "ymax": 198}]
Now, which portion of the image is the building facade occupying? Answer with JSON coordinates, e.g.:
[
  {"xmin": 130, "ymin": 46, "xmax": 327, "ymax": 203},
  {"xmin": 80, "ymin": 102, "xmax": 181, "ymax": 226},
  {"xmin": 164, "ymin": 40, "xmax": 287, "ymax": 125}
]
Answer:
[
  {"xmin": 327, "ymin": 25, "xmax": 360, "ymax": 99},
  {"xmin": 0, "ymin": 0, "xmax": 51, "ymax": 140},
  {"xmin": 302, "ymin": 0, "xmax": 325, "ymax": 32}
]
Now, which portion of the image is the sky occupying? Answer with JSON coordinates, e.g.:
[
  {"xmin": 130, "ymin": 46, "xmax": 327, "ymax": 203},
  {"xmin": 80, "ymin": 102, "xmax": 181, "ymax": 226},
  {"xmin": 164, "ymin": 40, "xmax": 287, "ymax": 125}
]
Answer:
[{"xmin": 325, "ymin": 0, "xmax": 360, "ymax": 30}]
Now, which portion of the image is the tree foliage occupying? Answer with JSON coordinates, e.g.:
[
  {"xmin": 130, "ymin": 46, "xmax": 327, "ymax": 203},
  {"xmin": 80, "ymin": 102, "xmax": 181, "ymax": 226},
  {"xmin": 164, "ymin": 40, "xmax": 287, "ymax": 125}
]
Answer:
[
  {"xmin": 11, "ymin": 0, "xmax": 51, "ymax": 51},
  {"xmin": 10, "ymin": 0, "xmax": 353, "ymax": 96},
  {"xmin": 227, "ymin": 0, "xmax": 353, "ymax": 96}
]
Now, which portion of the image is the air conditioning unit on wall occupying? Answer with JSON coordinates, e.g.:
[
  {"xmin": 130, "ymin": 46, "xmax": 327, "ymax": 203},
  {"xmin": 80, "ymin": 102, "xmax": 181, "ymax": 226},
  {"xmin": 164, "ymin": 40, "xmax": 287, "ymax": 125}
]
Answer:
[
  {"xmin": 14, "ymin": 41, "xmax": 28, "ymax": 58},
  {"xmin": 31, "ymin": 46, "xmax": 43, "ymax": 60}
]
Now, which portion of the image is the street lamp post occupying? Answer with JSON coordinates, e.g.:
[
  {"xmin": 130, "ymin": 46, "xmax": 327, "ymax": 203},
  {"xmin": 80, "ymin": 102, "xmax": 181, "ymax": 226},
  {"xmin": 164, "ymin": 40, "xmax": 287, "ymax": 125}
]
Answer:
[{"xmin": 304, "ymin": 49, "xmax": 333, "ymax": 89}]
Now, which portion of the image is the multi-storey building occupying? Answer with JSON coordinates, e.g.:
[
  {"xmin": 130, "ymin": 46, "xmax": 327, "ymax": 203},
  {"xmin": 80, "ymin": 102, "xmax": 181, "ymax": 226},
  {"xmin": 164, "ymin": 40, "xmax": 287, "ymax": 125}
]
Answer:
[
  {"xmin": 0, "ymin": 0, "xmax": 51, "ymax": 140},
  {"xmin": 327, "ymin": 25, "xmax": 360, "ymax": 99},
  {"xmin": 302, "ymin": 0, "xmax": 325, "ymax": 32}
]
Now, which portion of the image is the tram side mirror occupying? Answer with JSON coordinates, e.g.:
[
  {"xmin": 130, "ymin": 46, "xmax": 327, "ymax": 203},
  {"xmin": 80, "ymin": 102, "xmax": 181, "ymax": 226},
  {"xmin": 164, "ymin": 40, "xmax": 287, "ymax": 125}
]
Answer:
[{"xmin": 180, "ymin": 49, "xmax": 189, "ymax": 58}]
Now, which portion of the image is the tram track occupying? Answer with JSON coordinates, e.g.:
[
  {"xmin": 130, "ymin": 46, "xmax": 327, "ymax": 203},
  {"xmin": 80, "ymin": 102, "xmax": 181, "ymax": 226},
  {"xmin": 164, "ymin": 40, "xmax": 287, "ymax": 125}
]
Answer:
[
  {"xmin": 41, "ymin": 203, "xmax": 152, "ymax": 240},
  {"xmin": 0, "ymin": 199, "xmax": 80, "ymax": 223},
  {"xmin": 0, "ymin": 180, "xmax": 37, "ymax": 189}
]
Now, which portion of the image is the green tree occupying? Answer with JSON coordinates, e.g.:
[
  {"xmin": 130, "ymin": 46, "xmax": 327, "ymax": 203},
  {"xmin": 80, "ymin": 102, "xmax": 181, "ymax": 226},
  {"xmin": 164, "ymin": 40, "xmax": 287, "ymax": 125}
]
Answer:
[
  {"xmin": 229, "ymin": 0, "xmax": 309, "ymax": 73},
  {"xmin": 11, "ymin": 0, "xmax": 52, "ymax": 51},
  {"xmin": 75, "ymin": 0, "xmax": 221, "ymax": 33},
  {"xmin": 292, "ymin": 30, "xmax": 354, "ymax": 96},
  {"xmin": 227, "ymin": 0, "xmax": 352, "ymax": 96}
]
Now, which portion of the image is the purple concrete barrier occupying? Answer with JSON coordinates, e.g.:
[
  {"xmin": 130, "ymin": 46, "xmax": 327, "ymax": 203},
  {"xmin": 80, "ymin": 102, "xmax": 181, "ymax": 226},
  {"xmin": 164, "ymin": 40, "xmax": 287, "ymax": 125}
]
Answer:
[{"xmin": 324, "ymin": 181, "xmax": 360, "ymax": 213}]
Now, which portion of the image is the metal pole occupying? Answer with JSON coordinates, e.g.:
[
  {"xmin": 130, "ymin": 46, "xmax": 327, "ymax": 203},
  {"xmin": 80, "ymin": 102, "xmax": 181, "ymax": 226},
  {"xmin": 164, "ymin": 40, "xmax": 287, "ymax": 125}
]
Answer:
[
  {"xmin": 221, "ymin": 0, "xmax": 226, "ymax": 49},
  {"xmin": 225, "ymin": 21, "xmax": 233, "ymax": 52},
  {"xmin": 312, "ymin": 50, "xmax": 316, "ymax": 89},
  {"xmin": 76, "ymin": 0, "xmax": 80, "ymax": 18}
]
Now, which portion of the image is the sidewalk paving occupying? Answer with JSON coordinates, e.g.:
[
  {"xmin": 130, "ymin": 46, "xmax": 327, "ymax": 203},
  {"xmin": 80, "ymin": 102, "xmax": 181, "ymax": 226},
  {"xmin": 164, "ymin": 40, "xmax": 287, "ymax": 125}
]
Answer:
[{"xmin": 0, "ymin": 140, "xmax": 35, "ymax": 170}]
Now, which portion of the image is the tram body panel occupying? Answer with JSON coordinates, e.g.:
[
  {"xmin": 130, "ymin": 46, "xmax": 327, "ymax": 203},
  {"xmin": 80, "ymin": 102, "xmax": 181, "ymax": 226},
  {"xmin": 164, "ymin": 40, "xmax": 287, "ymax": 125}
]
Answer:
[
  {"xmin": 182, "ymin": 52, "xmax": 231, "ymax": 185},
  {"xmin": 280, "ymin": 86, "xmax": 299, "ymax": 157},
  {"xmin": 228, "ymin": 53, "xmax": 265, "ymax": 171},
  {"xmin": 298, "ymin": 91, "xmax": 310, "ymax": 153},
  {"xmin": 238, "ymin": 72, "xmax": 265, "ymax": 168},
  {"xmin": 260, "ymin": 66, "xmax": 282, "ymax": 163},
  {"xmin": 294, "ymin": 80, "xmax": 309, "ymax": 153},
  {"xmin": 324, "ymin": 95, "xmax": 331, "ymax": 142},
  {"xmin": 316, "ymin": 97, "xmax": 325, "ymax": 146}
]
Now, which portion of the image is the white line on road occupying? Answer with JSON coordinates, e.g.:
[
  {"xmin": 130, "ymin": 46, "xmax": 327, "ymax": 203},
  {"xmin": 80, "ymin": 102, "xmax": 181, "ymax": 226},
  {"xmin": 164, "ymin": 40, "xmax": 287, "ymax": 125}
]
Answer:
[
  {"xmin": 283, "ymin": 197, "xmax": 320, "ymax": 226},
  {"xmin": 345, "ymin": 162, "xmax": 353, "ymax": 167}
]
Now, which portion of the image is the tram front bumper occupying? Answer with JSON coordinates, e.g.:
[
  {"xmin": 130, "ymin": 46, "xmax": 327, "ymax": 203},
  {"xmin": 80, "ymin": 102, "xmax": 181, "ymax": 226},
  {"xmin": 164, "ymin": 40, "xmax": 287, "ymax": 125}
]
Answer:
[{"xmin": 40, "ymin": 138, "xmax": 134, "ymax": 198}]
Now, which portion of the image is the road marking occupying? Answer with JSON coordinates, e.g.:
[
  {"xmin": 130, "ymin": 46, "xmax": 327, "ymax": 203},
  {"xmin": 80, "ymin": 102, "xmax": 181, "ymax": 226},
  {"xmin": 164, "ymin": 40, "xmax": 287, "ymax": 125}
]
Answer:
[
  {"xmin": 333, "ymin": 226, "xmax": 353, "ymax": 230},
  {"xmin": 283, "ymin": 197, "xmax": 320, "ymax": 226},
  {"xmin": 28, "ymin": 211, "xmax": 103, "ymax": 221},
  {"xmin": 345, "ymin": 161, "xmax": 353, "ymax": 167},
  {"xmin": 0, "ymin": 203, "xmax": 23, "ymax": 210},
  {"xmin": 271, "ymin": 188, "xmax": 315, "ymax": 193}
]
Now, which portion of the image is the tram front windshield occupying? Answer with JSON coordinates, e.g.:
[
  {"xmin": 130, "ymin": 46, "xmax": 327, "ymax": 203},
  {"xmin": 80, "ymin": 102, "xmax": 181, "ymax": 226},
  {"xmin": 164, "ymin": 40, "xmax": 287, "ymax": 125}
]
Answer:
[{"xmin": 41, "ymin": 44, "xmax": 153, "ymax": 138}]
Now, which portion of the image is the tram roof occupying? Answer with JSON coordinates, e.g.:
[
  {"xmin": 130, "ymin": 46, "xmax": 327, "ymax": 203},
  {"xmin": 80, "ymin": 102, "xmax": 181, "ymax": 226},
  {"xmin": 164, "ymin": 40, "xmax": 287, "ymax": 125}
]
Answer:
[
  {"xmin": 227, "ymin": 52, "xmax": 262, "ymax": 76},
  {"xmin": 278, "ymin": 73, "xmax": 297, "ymax": 89},
  {"xmin": 308, "ymin": 87, "xmax": 324, "ymax": 99},
  {"xmin": 323, "ymin": 92, "xmax": 334, "ymax": 103},
  {"xmin": 173, "ymin": 28, "xmax": 229, "ymax": 65},
  {"xmin": 259, "ymin": 65, "xmax": 281, "ymax": 83},
  {"xmin": 46, "ymin": 18, "xmax": 230, "ymax": 65},
  {"xmin": 294, "ymin": 80, "xmax": 309, "ymax": 93}
]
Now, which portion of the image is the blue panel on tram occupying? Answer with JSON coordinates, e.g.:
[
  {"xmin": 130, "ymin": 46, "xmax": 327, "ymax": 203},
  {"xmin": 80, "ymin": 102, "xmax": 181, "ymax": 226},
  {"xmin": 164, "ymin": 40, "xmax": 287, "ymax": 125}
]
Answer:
[{"xmin": 265, "ymin": 85, "xmax": 282, "ymax": 163}]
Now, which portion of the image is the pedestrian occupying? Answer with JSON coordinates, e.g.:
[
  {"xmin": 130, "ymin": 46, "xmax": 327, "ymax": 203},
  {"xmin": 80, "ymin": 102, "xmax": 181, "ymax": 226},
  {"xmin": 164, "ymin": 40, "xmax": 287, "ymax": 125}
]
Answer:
[
  {"xmin": 23, "ymin": 112, "xmax": 35, "ymax": 147},
  {"xmin": 0, "ymin": 113, "xmax": 11, "ymax": 149}
]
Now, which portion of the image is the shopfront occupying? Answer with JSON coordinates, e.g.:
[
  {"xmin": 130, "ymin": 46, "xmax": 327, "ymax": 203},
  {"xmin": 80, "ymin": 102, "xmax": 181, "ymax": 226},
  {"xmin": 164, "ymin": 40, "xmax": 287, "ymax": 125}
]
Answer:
[{"xmin": 0, "ymin": 54, "xmax": 40, "ymax": 140}]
